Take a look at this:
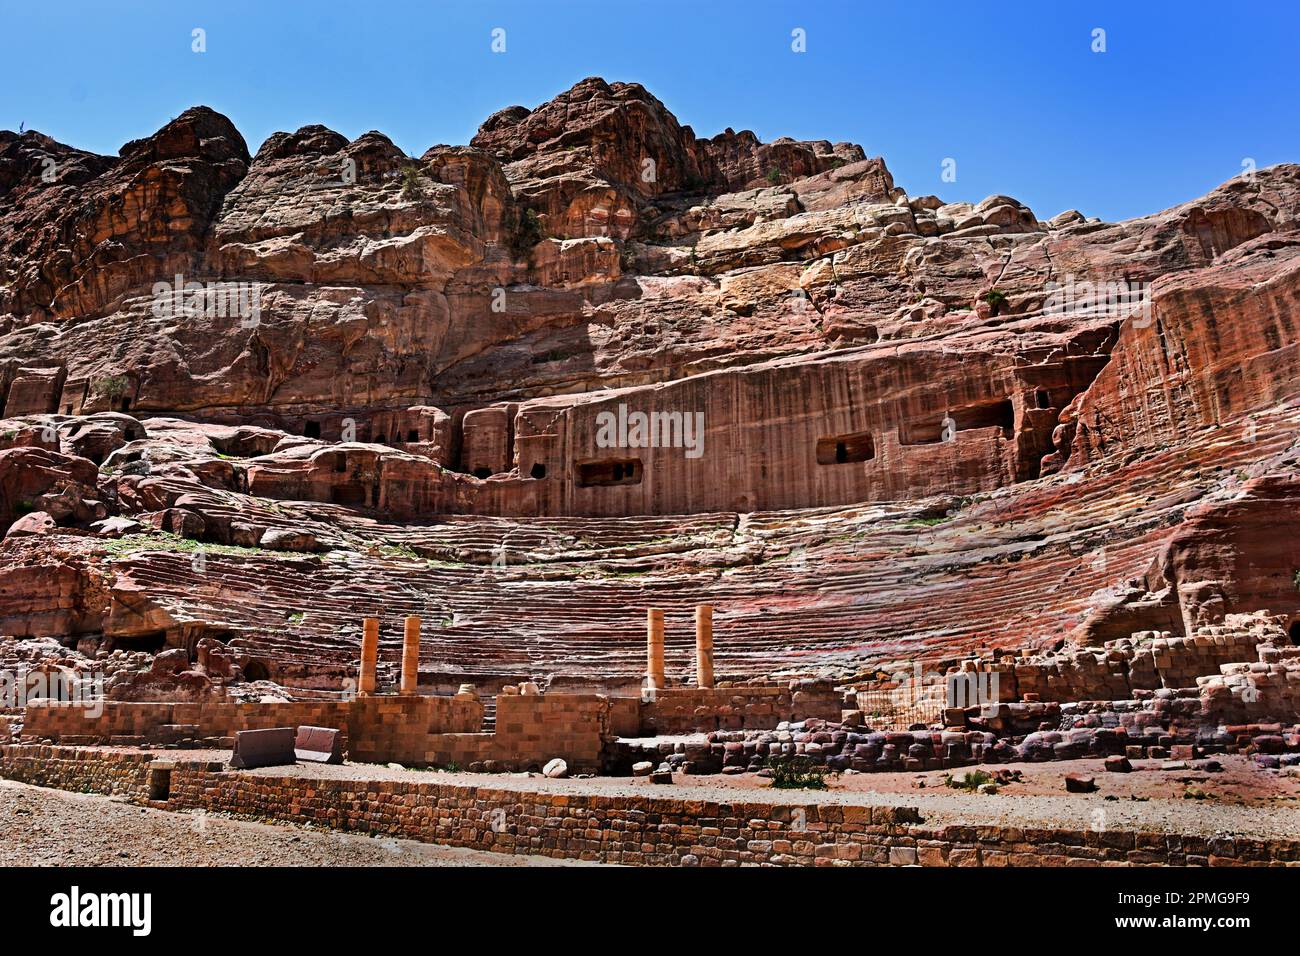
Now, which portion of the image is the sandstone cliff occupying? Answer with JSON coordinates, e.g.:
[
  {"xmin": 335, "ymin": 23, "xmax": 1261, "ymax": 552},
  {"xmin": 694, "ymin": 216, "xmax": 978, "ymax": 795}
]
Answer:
[{"xmin": 1, "ymin": 77, "xmax": 1298, "ymax": 688}]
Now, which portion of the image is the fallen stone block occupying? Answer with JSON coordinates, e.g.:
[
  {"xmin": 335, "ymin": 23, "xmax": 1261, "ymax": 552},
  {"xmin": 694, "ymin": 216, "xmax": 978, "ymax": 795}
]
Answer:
[
  {"xmin": 1064, "ymin": 774, "xmax": 1097, "ymax": 793},
  {"xmin": 294, "ymin": 725, "xmax": 343, "ymax": 764},
  {"xmin": 229, "ymin": 727, "xmax": 296, "ymax": 769}
]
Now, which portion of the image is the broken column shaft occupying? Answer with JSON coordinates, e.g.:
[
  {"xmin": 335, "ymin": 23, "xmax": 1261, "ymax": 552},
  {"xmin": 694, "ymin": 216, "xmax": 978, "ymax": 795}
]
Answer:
[
  {"xmin": 401, "ymin": 615, "xmax": 421, "ymax": 694},
  {"xmin": 646, "ymin": 608, "xmax": 665, "ymax": 691},
  {"xmin": 695, "ymin": 604, "xmax": 714, "ymax": 689},
  {"xmin": 358, "ymin": 616, "xmax": 379, "ymax": 696}
]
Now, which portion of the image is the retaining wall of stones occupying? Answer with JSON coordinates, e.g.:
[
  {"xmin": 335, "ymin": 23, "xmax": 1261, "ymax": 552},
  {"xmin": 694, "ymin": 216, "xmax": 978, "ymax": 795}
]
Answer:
[
  {"xmin": 22, "ymin": 692, "xmax": 617, "ymax": 772},
  {"xmin": 20, "ymin": 695, "xmax": 484, "ymax": 763},
  {"xmin": 641, "ymin": 679, "xmax": 840, "ymax": 734},
  {"xmin": 957, "ymin": 614, "xmax": 1285, "ymax": 704},
  {"xmin": 2, "ymin": 744, "xmax": 1296, "ymax": 866},
  {"xmin": 613, "ymin": 701, "xmax": 1300, "ymax": 775},
  {"xmin": 0, "ymin": 744, "xmax": 158, "ymax": 797},
  {"xmin": 421, "ymin": 693, "xmax": 611, "ymax": 771}
]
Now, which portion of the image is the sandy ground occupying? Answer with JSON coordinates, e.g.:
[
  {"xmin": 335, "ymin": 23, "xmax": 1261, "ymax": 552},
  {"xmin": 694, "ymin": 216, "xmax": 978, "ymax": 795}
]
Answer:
[{"xmin": 0, "ymin": 779, "xmax": 589, "ymax": 866}]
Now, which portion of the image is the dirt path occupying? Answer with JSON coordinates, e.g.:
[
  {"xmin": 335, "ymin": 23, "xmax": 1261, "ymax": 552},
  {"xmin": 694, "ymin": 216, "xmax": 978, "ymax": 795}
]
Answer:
[{"xmin": 0, "ymin": 779, "xmax": 591, "ymax": 866}]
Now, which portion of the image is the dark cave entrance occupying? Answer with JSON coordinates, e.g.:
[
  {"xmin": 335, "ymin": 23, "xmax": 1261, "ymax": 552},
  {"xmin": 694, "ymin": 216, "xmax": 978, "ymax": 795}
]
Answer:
[
  {"xmin": 242, "ymin": 660, "xmax": 271, "ymax": 682},
  {"xmin": 816, "ymin": 431, "xmax": 875, "ymax": 465},
  {"xmin": 576, "ymin": 458, "xmax": 643, "ymax": 487},
  {"xmin": 111, "ymin": 631, "xmax": 167, "ymax": 653}
]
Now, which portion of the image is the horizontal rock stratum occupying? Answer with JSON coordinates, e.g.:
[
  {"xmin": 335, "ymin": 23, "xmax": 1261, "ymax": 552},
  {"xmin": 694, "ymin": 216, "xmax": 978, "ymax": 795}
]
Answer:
[{"xmin": 1, "ymin": 76, "xmax": 1299, "ymax": 688}]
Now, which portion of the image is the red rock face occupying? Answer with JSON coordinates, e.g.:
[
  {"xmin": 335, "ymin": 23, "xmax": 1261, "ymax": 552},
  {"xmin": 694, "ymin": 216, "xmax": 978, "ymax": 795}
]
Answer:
[
  {"xmin": 0, "ymin": 108, "xmax": 248, "ymax": 324},
  {"xmin": 0, "ymin": 78, "xmax": 1298, "ymax": 688}
]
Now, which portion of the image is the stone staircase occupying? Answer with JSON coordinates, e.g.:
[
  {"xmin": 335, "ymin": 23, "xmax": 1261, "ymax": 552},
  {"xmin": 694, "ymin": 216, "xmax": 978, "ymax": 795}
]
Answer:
[
  {"xmin": 479, "ymin": 696, "xmax": 497, "ymax": 732},
  {"xmin": 63, "ymin": 401, "xmax": 1300, "ymax": 688}
]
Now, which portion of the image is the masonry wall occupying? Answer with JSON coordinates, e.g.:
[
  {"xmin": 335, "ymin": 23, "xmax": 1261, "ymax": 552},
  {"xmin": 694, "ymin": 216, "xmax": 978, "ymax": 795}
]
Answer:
[
  {"xmin": 349, "ymin": 696, "xmax": 485, "ymax": 763},
  {"xmin": 640, "ymin": 680, "xmax": 841, "ymax": 734},
  {"xmin": 20, "ymin": 695, "xmax": 484, "ymax": 761},
  {"xmin": 1, "ymin": 744, "xmax": 1294, "ymax": 867},
  {"xmin": 20, "ymin": 693, "xmax": 609, "ymax": 771},
  {"xmin": 607, "ymin": 696, "xmax": 642, "ymax": 737},
  {"xmin": 404, "ymin": 693, "xmax": 612, "ymax": 771},
  {"xmin": 953, "ymin": 626, "xmax": 1273, "ymax": 704},
  {"xmin": 0, "ymin": 744, "xmax": 157, "ymax": 798}
]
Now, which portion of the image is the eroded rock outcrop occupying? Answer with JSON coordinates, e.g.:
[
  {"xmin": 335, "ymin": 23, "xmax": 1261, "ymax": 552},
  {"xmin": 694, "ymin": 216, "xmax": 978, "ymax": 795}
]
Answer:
[{"xmin": 0, "ymin": 78, "xmax": 1298, "ymax": 692}]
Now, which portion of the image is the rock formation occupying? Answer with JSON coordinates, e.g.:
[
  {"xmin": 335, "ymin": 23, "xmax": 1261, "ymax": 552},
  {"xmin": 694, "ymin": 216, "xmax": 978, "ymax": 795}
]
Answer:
[{"xmin": 1, "ymin": 77, "xmax": 1298, "ymax": 694}]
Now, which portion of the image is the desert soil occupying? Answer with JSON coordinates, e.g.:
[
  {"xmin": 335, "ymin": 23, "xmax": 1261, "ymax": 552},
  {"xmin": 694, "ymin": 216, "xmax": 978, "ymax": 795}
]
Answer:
[{"xmin": 0, "ymin": 778, "xmax": 588, "ymax": 866}]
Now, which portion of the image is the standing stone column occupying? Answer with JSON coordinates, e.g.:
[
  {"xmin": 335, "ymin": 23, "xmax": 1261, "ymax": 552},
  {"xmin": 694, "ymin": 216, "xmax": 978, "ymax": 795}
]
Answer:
[
  {"xmin": 401, "ymin": 615, "xmax": 421, "ymax": 695},
  {"xmin": 358, "ymin": 616, "xmax": 379, "ymax": 696},
  {"xmin": 695, "ymin": 604, "xmax": 714, "ymax": 689},
  {"xmin": 646, "ymin": 608, "xmax": 665, "ymax": 691}
]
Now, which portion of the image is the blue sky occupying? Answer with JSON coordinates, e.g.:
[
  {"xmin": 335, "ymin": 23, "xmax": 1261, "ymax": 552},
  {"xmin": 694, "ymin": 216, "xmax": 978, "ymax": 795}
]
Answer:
[{"xmin": 3, "ymin": 0, "xmax": 1297, "ymax": 221}]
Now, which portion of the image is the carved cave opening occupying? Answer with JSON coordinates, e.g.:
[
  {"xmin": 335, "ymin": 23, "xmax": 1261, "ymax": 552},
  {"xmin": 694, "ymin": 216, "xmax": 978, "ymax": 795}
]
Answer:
[
  {"xmin": 954, "ymin": 397, "xmax": 1015, "ymax": 434},
  {"xmin": 242, "ymin": 660, "xmax": 271, "ymax": 681},
  {"xmin": 576, "ymin": 458, "xmax": 643, "ymax": 487},
  {"xmin": 900, "ymin": 397, "xmax": 1015, "ymax": 445},
  {"xmin": 111, "ymin": 631, "xmax": 167, "ymax": 653},
  {"xmin": 816, "ymin": 431, "xmax": 875, "ymax": 465},
  {"xmin": 331, "ymin": 484, "xmax": 366, "ymax": 505}
]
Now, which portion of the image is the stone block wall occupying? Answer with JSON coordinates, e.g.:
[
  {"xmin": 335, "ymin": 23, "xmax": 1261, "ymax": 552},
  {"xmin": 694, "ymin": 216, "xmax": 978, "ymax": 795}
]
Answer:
[
  {"xmin": 1199, "ymin": 649, "xmax": 1300, "ymax": 724},
  {"xmin": 967, "ymin": 614, "xmax": 1283, "ymax": 704},
  {"xmin": 493, "ymin": 692, "xmax": 608, "ymax": 767},
  {"xmin": 0, "ymin": 744, "xmax": 157, "ymax": 798},
  {"xmin": 640, "ymin": 679, "xmax": 840, "ymax": 734},
  {"xmin": 412, "ymin": 693, "xmax": 610, "ymax": 771},
  {"xmin": 21, "ymin": 695, "xmax": 484, "ymax": 762},
  {"xmin": 607, "ymin": 695, "xmax": 642, "ymax": 737},
  {"xmin": 380, "ymin": 693, "xmax": 614, "ymax": 769},
  {"xmin": 23, "ymin": 700, "xmax": 344, "ymax": 743},
  {"xmin": 348, "ymin": 696, "xmax": 483, "ymax": 763},
  {"xmin": 21, "ymin": 692, "xmax": 611, "ymax": 771},
  {"xmin": 3, "ymin": 744, "xmax": 1297, "ymax": 866}
]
